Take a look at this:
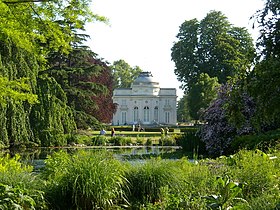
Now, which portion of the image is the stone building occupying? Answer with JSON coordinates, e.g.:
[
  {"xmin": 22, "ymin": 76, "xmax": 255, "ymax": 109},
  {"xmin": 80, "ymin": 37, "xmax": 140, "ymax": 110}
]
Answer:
[{"xmin": 112, "ymin": 72, "xmax": 177, "ymax": 126}]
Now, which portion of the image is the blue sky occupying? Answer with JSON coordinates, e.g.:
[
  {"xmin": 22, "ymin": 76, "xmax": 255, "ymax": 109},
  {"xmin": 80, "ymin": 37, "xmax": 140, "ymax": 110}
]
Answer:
[{"xmin": 86, "ymin": 0, "xmax": 264, "ymax": 99}]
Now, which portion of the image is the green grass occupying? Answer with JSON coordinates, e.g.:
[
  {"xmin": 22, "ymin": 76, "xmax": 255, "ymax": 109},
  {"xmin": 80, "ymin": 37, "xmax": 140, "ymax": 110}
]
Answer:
[{"xmin": 42, "ymin": 150, "xmax": 129, "ymax": 209}]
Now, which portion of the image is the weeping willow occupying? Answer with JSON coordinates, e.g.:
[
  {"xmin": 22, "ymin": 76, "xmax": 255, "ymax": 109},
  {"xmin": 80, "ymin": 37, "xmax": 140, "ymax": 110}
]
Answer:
[
  {"xmin": 0, "ymin": 39, "xmax": 76, "ymax": 148},
  {"xmin": 31, "ymin": 76, "xmax": 76, "ymax": 146}
]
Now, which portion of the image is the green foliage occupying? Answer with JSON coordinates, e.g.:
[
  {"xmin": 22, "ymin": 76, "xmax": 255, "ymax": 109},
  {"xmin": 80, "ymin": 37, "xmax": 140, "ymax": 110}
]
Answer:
[
  {"xmin": 0, "ymin": 183, "xmax": 39, "ymax": 210},
  {"xmin": 0, "ymin": 148, "xmax": 279, "ymax": 209},
  {"xmin": 111, "ymin": 59, "xmax": 142, "ymax": 88},
  {"xmin": 0, "ymin": 154, "xmax": 47, "ymax": 209},
  {"xmin": 125, "ymin": 158, "xmax": 182, "ymax": 204},
  {"xmin": 92, "ymin": 135, "xmax": 108, "ymax": 146},
  {"xmin": 0, "ymin": 0, "xmax": 107, "ymax": 147},
  {"xmin": 30, "ymin": 76, "xmax": 76, "ymax": 146},
  {"xmin": 0, "ymin": 154, "xmax": 32, "ymax": 174},
  {"xmin": 248, "ymin": 58, "xmax": 280, "ymax": 130},
  {"xmin": 43, "ymin": 150, "xmax": 128, "ymax": 209},
  {"xmin": 223, "ymin": 150, "xmax": 279, "ymax": 198},
  {"xmin": 47, "ymin": 47, "xmax": 117, "ymax": 125},
  {"xmin": 187, "ymin": 73, "xmax": 220, "ymax": 120},
  {"xmin": 136, "ymin": 136, "xmax": 144, "ymax": 145},
  {"xmin": 0, "ymin": 39, "xmax": 40, "ymax": 147},
  {"xmin": 145, "ymin": 138, "xmax": 153, "ymax": 146},
  {"xmin": 176, "ymin": 130, "xmax": 207, "ymax": 156},
  {"xmin": 230, "ymin": 129, "xmax": 280, "ymax": 153},
  {"xmin": 177, "ymin": 95, "xmax": 191, "ymax": 122},
  {"xmin": 0, "ymin": 76, "xmax": 38, "ymax": 105},
  {"xmin": 245, "ymin": 0, "xmax": 280, "ymax": 130},
  {"xmin": 159, "ymin": 135, "xmax": 177, "ymax": 146},
  {"xmin": 171, "ymin": 10, "xmax": 255, "ymax": 91},
  {"xmin": 203, "ymin": 176, "xmax": 249, "ymax": 210},
  {"xmin": 110, "ymin": 136, "xmax": 132, "ymax": 146},
  {"xmin": 0, "ymin": 0, "xmax": 106, "ymax": 62}
]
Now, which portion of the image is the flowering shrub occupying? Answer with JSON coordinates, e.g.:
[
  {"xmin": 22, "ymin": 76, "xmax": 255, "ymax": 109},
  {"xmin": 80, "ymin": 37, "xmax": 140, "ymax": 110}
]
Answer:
[{"xmin": 199, "ymin": 85, "xmax": 256, "ymax": 156}]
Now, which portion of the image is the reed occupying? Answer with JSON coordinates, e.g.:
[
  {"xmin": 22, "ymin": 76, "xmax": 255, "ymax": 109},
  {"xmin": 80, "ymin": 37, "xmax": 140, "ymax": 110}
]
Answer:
[
  {"xmin": 43, "ymin": 150, "xmax": 129, "ymax": 209},
  {"xmin": 125, "ymin": 158, "xmax": 182, "ymax": 205}
]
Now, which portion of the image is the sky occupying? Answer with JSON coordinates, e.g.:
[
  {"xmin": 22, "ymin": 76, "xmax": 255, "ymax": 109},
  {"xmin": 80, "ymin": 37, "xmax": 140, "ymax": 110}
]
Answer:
[{"xmin": 86, "ymin": 0, "xmax": 265, "ymax": 100}]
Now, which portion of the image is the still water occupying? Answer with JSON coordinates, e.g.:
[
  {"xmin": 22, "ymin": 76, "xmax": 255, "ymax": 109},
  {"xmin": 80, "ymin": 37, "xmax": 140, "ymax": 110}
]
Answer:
[{"xmin": 5, "ymin": 146, "xmax": 185, "ymax": 171}]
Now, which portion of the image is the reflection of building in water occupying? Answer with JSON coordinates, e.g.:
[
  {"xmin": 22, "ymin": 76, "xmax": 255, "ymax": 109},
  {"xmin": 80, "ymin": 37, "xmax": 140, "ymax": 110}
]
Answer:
[{"xmin": 112, "ymin": 72, "xmax": 177, "ymax": 125}]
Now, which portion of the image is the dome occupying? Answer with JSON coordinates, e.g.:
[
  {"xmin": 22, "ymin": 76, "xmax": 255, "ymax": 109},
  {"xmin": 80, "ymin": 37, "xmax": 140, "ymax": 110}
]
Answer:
[{"xmin": 133, "ymin": 72, "xmax": 159, "ymax": 86}]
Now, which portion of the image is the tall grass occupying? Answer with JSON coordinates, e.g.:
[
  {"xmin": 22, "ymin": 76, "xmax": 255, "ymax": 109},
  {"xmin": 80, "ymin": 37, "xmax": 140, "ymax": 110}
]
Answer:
[
  {"xmin": 42, "ymin": 150, "xmax": 129, "ymax": 209},
  {"xmin": 0, "ymin": 148, "xmax": 279, "ymax": 209},
  {"xmin": 125, "ymin": 158, "xmax": 184, "ymax": 206}
]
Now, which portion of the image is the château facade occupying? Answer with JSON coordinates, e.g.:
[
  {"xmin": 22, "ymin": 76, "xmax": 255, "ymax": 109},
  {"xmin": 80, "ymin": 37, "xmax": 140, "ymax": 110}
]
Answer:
[{"xmin": 112, "ymin": 72, "xmax": 177, "ymax": 126}]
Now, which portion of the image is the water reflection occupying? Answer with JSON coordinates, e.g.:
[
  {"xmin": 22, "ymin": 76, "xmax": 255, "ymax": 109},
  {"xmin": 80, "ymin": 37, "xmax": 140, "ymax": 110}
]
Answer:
[{"xmin": 2, "ymin": 146, "xmax": 185, "ymax": 171}]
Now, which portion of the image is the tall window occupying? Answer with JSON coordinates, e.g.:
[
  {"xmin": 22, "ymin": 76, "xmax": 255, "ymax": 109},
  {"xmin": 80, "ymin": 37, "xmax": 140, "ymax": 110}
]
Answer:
[
  {"xmin": 165, "ymin": 111, "xmax": 170, "ymax": 123},
  {"xmin": 133, "ymin": 107, "xmax": 139, "ymax": 122},
  {"xmin": 154, "ymin": 106, "xmax": 159, "ymax": 122},
  {"xmin": 144, "ymin": 106, "xmax": 149, "ymax": 122},
  {"xmin": 121, "ymin": 111, "xmax": 127, "ymax": 124}
]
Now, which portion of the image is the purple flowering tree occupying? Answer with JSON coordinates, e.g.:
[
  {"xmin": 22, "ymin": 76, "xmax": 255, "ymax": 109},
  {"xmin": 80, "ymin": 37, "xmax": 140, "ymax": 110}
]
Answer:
[{"xmin": 199, "ymin": 84, "xmax": 256, "ymax": 157}]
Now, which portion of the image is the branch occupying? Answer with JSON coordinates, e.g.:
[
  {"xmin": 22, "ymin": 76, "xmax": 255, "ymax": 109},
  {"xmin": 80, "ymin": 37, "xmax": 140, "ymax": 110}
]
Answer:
[{"xmin": 3, "ymin": 0, "xmax": 50, "ymax": 4}]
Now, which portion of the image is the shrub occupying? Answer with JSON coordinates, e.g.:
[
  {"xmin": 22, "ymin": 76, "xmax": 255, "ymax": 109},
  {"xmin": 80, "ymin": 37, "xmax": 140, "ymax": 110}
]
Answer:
[
  {"xmin": 42, "ymin": 150, "xmax": 128, "ymax": 209},
  {"xmin": 136, "ymin": 136, "xmax": 144, "ymax": 145},
  {"xmin": 0, "ymin": 183, "xmax": 45, "ymax": 210},
  {"xmin": 176, "ymin": 131, "xmax": 207, "ymax": 156},
  {"xmin": 179, "ymin": 127, "xmax": 198, "ymax": 133},
  {"xmin": 159, "ymin": 135, "xmax": 176, "ymax": 146},
  {"xmin": 199, "ymin": 85, "xmax": 256, "ymax": 157},
  {"xmin": 203, "ymin": 176, "xmax": 249, "ymax": 210},
  {"xmin": 109, "ymin": 136, "xmax": 132, "ymax": 146},
  {"xmin": 223, "ymin": 150, "xmax": 279, "ymax": 198},
  {"xmin": 125, "ymin": 158, "xmax": 182, "ymax": 205},
  {"xmin": 0, "ymin": 154, "xmax": 47, "ymax": 209},
  {"xmin": 145, "ymin": 138, "xmax": 153, "ymax": 146},
  {"xmin": 217, "ymin": 149, "xmax": 280, "ymax": 209},
  {"xmin": 230, "ymin": 129, "xmax": 280, "ymax": 153},
  {"xmin": 92, "ymin": 135, "xmax": 108, "ymax": 146}
]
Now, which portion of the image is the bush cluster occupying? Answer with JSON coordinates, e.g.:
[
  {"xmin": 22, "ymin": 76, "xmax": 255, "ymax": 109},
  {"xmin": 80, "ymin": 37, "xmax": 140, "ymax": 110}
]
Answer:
[{"xmin": 230, "ymin": 129, "xmax": 280, "ymax": 153}]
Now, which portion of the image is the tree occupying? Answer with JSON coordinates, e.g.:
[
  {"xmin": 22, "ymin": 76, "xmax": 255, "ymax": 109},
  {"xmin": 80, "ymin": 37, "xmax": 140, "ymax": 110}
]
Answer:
[
  {"xmin": 0, "ymin": 0, "xmax": 105, "ymax": 61},
  {"xmin": 177, "ymin": 95, "xmax": 190, "ymax": 123},
  {"xmin": 187, "ymin": 73, "xmax": 220, "ymax": 121},
  {"xmin": 0, "ymin": 0, "xmax": 106, "ymax": 147},
  {"xmin": 0, "ymin": 77, "xmax": 38, "ymax": 105},
  {"xmin": 111, "ymin": 59, "xmax": 142, "ymax": 88},
  {"xmin": 89, "ymin": 58, "xmax": 117, "ymax": 124},
  {"xmin": 171, "ymin": 11, "xmax": 255, "ymax": 91},
  {"xmin": 47, "ymin": 47, "xmax": 117, "ymax": 128},
  {"xmin": 199, "ymin": 84, "xmax": 256, "ymax": 157},
  {"xmin": 247, "ymin": 0, "xmax": 280, "ymax": 130}
]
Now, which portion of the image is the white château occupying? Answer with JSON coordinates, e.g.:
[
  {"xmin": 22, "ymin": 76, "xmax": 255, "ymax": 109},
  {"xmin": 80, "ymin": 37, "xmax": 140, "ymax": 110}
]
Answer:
[{"xmin": 112, "ymin": 71, "xmax": 177, "ymax": 126}]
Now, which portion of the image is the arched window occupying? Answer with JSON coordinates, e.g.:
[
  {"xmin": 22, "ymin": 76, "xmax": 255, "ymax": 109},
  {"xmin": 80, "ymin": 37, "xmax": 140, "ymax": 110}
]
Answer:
[
  {"xmin": 154, "ymin": 106, "xmax": 159, "ymax": 122},
  {"xmin": 144, "ymin": 106, "xmax": 150, "ymax": 122},
  {"xmin": 165, "ymin": 111, "xmax": 170, "ymax": 124},
  {"xmin": 133, "ymin": 107, "xmax": 139, "ymax": 122}
]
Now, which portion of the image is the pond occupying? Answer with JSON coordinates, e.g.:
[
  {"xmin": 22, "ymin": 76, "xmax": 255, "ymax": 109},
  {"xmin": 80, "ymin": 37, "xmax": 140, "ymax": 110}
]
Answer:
[{"xmin": 3, "ymin": 146, "xmax": 188, "ymax": 171}]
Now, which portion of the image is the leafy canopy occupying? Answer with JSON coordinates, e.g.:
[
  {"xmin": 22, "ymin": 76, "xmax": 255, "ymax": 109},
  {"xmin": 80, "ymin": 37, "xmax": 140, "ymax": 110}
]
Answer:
[
  {"xmin": 187, "ymin": 73, "xmax": 220, "ymax": 121},
  {"xmin": 111, "ymin": 59, "xmax": 142, "ymax": 88},
  {"xmin": 0, "ymin": 77, "xmax": 38, "ymax": 105},
  {"xmin": 171, "ymin": 10, "xmax": 255, "ymax": 91},
  {"xmin": 247, "ymin": 0, "xmax": 280, "ymax": 129}
]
